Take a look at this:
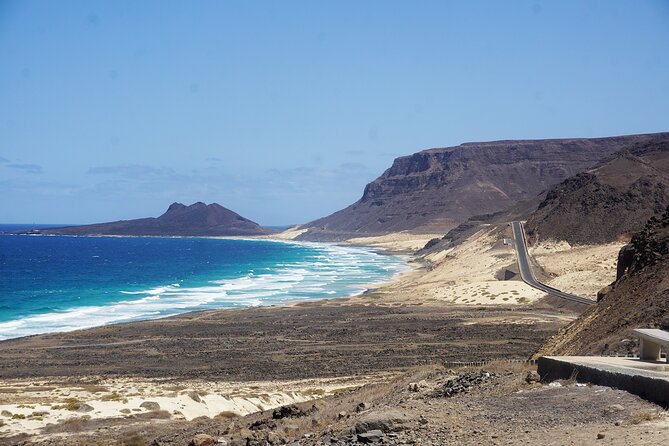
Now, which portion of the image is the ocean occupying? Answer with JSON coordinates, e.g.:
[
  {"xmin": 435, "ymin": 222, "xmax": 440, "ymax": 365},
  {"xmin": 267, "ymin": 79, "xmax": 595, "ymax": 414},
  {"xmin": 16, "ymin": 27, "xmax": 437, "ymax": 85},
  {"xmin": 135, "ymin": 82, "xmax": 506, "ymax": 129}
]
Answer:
[{"xmin": 0, "ymin": 227, "xmax": 408, "ymax": 340}]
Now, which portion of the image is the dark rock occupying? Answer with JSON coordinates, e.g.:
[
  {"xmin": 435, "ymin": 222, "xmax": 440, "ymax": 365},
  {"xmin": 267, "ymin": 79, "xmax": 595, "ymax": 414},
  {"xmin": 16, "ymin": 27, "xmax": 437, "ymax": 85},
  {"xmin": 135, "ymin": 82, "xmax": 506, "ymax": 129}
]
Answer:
[
  {"xmin": 272, "ymin": 404, "xmax": 306, "ymax": 419},
  {"xmin": 76, "ymin": 403, "xmax": 94, "ymax": 413},
  {"xmin": 355, "ymin": 402, "xmax": 368, "ymax": 413},
  {"xmin": 357, "ymin": 430, "xmax": 384, "ymax": 443},
  {"xmin": 140, "ymin": 401, "xmax": 161, "ymax": 411},
  {"xmin": 190, "ymin": 434, "xmax": 216, "ymax": 446},
  {"xmin": 597, "ymin": 285, "xmax": 613, "ymax": 302},
  {"xmin": 617, "ymin": 244, "xmax": 636, "ymax": 279},
  {"xmin": 250, "ymin": 418, "xmax": 277, "ymax": 430},
  {"xmin": 432, "ymin": 371, "xmax": 499, "ymax": 397},
  {"xmin": 525, "ymin": 371, "xmax": 541, "ymax": 383},
  {"xmin": 355, "ymin": 410, "xmax": 410, "ymax": 433},
  {"xmin": 422, "ymin": 238, "xmax": 442, "ymax": 250}
]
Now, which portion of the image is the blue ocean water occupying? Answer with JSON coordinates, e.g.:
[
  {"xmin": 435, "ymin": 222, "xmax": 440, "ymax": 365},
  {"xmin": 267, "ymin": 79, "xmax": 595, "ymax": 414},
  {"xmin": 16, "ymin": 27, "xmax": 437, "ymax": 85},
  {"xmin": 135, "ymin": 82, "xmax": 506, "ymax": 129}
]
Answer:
[{"xmin": 0, "ymin": 230, "xmax": 408, "ymax": 340}]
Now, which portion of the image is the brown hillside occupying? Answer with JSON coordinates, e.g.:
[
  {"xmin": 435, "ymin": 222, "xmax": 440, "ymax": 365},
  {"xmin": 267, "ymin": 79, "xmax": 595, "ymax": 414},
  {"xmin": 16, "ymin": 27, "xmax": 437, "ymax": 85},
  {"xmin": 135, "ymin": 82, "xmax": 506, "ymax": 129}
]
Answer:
[
  {"xmin": 525, "ymin": 140, "xmax": 669, "ymax": 245},
  {"xmin": 299, "ymin": 133, "xmax": 669, "ymax": 241}
]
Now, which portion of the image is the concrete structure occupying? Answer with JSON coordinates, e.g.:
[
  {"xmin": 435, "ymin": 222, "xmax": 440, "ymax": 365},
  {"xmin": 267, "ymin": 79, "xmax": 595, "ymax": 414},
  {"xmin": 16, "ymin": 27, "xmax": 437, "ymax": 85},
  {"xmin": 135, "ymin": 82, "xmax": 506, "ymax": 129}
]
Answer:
[
  {"xmin": 538, "ymin": 356, "xmax": 669, "ymax": 407},
  {"xmin": 634, "ymin": 328, "xmax": 669, "ymax": 362}
]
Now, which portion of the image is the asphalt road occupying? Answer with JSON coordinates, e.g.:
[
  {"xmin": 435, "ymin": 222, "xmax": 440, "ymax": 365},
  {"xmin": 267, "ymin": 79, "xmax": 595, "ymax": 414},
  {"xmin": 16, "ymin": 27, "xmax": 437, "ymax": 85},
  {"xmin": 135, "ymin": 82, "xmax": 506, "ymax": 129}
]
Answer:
[{"xmin": 511, "ymin": 221, "xmax": 595, "ymax": 306}]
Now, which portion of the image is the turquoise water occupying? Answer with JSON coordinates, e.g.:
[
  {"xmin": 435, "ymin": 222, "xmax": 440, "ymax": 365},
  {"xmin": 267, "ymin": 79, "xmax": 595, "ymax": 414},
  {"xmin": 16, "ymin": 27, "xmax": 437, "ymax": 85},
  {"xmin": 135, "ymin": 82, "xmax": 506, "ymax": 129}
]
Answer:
[{"xmin": 0, "ymin": 233, "xmax": 408, "ymax": 340}]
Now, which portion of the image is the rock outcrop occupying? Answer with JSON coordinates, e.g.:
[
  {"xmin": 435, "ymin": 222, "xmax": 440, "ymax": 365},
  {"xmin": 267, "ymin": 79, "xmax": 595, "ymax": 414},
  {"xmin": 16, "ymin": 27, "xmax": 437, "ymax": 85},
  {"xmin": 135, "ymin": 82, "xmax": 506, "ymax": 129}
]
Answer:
[
  {"xmin": 525, "ymin": 139, "xmax": 669, "ymax": 245},
  {"xmin": 32, "ymin": 202, "xmax": 273, "ymax": 237},
  {"xmin": 536, "ymin": 206, "xmax": 669, "ymax": 356},
  {"xmin": 299, "ymin": 133, "xmax": 669, "ymax": 241}
]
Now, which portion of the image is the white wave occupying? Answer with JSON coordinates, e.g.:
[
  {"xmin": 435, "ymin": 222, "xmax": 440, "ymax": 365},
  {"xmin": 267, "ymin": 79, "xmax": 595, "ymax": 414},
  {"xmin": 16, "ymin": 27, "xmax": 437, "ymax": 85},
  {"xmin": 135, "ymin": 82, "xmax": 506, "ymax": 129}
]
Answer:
[{"xmin": 0, "ymin": 240, "xmax": 409, "ymax": 340}]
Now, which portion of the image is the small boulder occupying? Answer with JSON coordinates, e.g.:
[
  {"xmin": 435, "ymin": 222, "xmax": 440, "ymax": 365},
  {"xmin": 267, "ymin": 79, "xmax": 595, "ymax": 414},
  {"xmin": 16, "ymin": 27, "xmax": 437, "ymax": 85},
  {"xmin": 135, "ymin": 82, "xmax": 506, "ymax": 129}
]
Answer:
[
  {"xmin": 266, "ymin": 432, "xmax": 285, "ymax": 444},
  {"xmin": 355, "ymin": 402, "xmax": 368, "ymax": 413},
  {"xmin": 1, "ymin": 410, "xmax": 12, "ymax": 417},
  {"xmin": 76, "ymin": 403, "xmax": 94, "ymax": 413},
  {"xmin": 525, "ymin": 371, "xmax": 541, "ymax": 384},
  {"xmin": 355, "ymin": 409, "xmax": 410, "ymax": 433},
  {"xmin": 140, "ymin": 401, "xmax": 161, "ymax": 411},
  {"xmin": 272, "ymin": 404, "xmax": 304, "ymax": 419},
  {"xmin": 597, "ymin": 433, "xmax": 606, "ymax": 440},
  {"xmin": 190, "ymin": 434, "xmax": 216, "ymax": 446},
  {"xmin": 357, "ymin": 430, "xmax": 384, "ymax": 444}
]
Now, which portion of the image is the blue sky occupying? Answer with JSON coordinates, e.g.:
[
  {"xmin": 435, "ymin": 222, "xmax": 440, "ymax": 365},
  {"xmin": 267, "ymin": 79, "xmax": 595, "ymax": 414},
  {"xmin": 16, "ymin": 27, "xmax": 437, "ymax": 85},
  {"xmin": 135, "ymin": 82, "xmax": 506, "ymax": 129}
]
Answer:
[{"xmin": 1, "ymin": 1, "xmax": 668, "ymax": 225}]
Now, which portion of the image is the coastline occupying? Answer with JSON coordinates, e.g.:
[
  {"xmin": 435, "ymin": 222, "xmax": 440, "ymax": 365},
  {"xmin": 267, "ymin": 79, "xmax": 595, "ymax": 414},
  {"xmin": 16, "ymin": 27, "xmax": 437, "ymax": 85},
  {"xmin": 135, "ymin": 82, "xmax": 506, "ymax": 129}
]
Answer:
[
  {"xmin": 0, "ymin": 227, "xmax": 620, "ymax": 441},
  {"xmin": 0, "ymin": 236, "xmax": 412, "ymax": 339}
]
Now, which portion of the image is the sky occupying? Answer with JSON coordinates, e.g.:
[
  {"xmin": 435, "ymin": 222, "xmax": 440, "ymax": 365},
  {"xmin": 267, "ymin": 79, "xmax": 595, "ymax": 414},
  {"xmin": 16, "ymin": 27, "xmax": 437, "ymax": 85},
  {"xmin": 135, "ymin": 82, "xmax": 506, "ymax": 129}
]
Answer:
[{"xmin": 1, "ymin": 1, "xmax": 668, "ymax": 225}]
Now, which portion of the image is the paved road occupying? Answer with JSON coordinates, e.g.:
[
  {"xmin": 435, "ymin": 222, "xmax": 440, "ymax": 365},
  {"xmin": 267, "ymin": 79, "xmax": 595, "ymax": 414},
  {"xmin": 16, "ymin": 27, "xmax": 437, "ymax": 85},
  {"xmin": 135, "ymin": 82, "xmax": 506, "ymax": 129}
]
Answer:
[{"xmin": 511, "ymin": 221, "xmax": 595, "ymax": 306}]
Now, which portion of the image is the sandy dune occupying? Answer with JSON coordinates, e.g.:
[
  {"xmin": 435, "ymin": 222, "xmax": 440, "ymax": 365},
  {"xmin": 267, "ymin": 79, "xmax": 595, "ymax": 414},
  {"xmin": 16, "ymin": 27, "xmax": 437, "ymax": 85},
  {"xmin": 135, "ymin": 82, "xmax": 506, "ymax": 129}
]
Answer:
[
  {"xmin": 372, "ymin": 226, "xmax": 547, "ymax": 305},
  {"xmin": 529, "ymin": 241, "xmax": 623, "ymax": 299}
]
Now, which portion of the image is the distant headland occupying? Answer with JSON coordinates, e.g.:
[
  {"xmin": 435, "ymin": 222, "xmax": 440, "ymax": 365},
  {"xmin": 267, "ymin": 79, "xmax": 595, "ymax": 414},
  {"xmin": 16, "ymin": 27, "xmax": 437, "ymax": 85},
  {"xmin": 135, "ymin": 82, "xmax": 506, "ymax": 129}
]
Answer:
[{"xmin": 19, "ymin": 202, "xmax": 274, "ymax": 237}]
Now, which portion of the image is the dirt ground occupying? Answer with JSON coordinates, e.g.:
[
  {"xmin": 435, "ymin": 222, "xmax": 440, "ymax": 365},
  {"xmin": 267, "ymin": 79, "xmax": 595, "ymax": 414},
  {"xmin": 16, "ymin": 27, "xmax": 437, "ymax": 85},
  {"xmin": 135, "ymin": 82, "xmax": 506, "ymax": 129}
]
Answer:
[{"xmin": 0, "ymin": 296, "xmax": 568, "ymax": 382}]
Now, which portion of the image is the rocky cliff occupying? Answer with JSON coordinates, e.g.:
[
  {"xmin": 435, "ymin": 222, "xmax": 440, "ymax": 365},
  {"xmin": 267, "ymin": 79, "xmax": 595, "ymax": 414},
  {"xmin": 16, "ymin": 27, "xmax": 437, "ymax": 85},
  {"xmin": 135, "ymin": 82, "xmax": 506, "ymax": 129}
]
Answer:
[
  {"xmin": 299, "ymin": 133, "xmax": 669, "ymax": 241},
  {"xmin": 536, "ymin": 206, "xmax": 669, "ymax": 356},
  {"xmin": 525, "ymin": 139, "xmax": 669, "ymax": 245},
  {"xmin": 34, "ymin": 202, "xmax": 273, "ymax": 237}
]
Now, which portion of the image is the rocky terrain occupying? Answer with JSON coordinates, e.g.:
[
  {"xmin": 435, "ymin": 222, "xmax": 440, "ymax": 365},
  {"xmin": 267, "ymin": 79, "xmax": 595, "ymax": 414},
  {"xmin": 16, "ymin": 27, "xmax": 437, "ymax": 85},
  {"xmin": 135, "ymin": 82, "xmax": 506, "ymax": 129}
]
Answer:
[
  {"xmin": 298, "ymin": 133, "xmax": 669, "ymax": 241},
  {"xmin": 28, "ymin": 202, "xmax": 273, "ymax": 237},
  {"xmin": 536, "ymin": 205, "xmax": 669, "ymax": 356},
  {"xmin": 6, "ymin": 362, "xmax": 668, "ymax": 445},
  {"xmin": 526, "ymin": 139, "xmax": 669, "ymax": 245}
]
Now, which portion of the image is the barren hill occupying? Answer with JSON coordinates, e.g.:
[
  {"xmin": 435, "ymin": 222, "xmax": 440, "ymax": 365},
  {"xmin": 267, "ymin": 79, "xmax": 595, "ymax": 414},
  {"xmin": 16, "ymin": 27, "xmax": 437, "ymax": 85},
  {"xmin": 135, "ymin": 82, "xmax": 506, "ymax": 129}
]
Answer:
[
  {"xmin": 525, "ymin": 139, "xmax": 669, "ymax": 245},
  {"xmin": 298, "ymin": 133, "xmax": 669, "ymax": 241},
  {"xmin": 34, "ymin": 202, "xmax": 273, "ymax": 237},
  {"xmin": 536, "ymin": 206, "xmax": 669, "ymax": 356}
]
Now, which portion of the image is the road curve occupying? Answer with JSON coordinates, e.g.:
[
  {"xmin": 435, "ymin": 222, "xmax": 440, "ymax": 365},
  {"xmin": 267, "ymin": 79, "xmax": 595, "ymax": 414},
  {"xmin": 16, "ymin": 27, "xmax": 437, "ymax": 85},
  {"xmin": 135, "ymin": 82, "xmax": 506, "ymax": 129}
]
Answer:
[{"xmin": 511, "ymin": 221, "xmax": 595, "ymax": 306}]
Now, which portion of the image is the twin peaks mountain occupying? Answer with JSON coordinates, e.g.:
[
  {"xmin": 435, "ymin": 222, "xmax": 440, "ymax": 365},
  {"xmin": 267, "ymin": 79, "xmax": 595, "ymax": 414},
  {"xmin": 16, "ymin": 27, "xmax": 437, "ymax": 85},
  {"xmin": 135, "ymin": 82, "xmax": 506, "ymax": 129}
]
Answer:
[{"xmin": 37, "ymin": 202, "xmax": 273, "ymax": 237}]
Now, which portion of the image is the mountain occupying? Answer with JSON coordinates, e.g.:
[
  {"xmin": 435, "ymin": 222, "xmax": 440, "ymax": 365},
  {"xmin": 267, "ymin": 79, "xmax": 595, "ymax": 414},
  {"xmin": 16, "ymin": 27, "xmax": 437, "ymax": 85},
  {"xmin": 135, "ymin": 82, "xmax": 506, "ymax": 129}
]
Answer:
[
  {"xmin": 297, "ymin": 133, "xmax": 669, "ymax": 241},
  {"xmin": 536, "ymin": 206, "xmax": 669, "ymax": 356},
  {"xmin": 525, "ymin": 139, "xmax": 669, "ymax": 245},
  {"xmin": 32, "ymin": 202, "xmax": 274, "ymax": 237}
]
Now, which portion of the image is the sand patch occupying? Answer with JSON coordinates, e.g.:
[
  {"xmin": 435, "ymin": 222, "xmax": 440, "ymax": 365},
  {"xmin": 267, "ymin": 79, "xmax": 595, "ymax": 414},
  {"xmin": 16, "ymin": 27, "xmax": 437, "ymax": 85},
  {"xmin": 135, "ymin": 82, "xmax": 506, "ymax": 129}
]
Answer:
[
  {"xmin": 0, "ymin": 374, "xmax": 392, "ymax": 436},
  {"xmin": 346, "ymin": 232, "xmax": 444, "ymax": 253},
  {"xmin": 428, "ymin": 280, "xmax": 545, "ymax": 305},
  {"xmin": 529, "ymin": 242, "xmax": 623, "ymax": 298},
  {"xmin": 265, "ymin": 226, "xmax": 309, "ymax": 240},
  {"xmin": 366, "ymin": 226, "xmax": 542, "ymax": 306}
]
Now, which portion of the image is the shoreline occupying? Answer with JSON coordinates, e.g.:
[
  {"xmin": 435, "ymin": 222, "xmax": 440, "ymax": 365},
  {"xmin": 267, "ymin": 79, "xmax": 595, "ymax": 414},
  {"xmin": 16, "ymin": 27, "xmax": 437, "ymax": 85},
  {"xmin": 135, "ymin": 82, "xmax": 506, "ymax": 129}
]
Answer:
[{"xmin": 0, "ymin": 234, "xmax": 415, "ymax": 343}]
